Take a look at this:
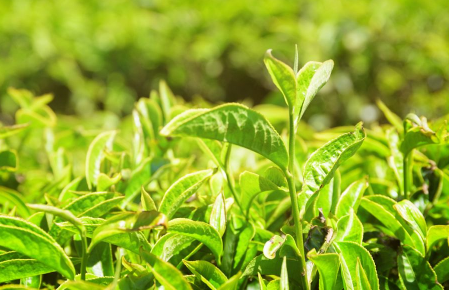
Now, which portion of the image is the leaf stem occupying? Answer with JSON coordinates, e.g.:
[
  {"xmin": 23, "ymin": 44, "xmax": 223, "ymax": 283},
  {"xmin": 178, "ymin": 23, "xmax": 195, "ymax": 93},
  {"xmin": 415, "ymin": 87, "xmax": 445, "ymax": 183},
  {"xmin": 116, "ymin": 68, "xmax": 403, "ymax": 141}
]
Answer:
[
  {"xmin": 285, "ymin": 110, "xmax": 309, "ymax": 290},
  {"xmin": 403, "ymin": 151, "xmax": 413, "ymax": 199},
  {"xmin": 177, "ymin": 243, "xmax": 204, "ymax": 269},
  {"xmin": 80, "ymin": 231, "xmax": 88, "ymax": 281}
]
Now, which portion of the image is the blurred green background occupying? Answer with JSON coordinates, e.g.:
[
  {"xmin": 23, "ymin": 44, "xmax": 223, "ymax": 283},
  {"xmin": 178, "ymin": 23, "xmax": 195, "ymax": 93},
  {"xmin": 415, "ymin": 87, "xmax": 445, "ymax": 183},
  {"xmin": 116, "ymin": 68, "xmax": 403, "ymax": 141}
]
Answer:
[{"xmin": 1, "ymin": 0, "xmax": 448, "ymax": 129}]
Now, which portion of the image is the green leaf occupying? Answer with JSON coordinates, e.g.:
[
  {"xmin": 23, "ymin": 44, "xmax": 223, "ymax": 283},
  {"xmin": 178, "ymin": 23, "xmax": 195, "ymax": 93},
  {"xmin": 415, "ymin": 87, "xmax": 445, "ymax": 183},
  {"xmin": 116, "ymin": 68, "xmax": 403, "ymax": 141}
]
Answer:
[
  {"xmin": 217, "ymin": 273, "xmax": 241, "ymax": 290},
  {"xmin": 96, "ymin": 173, "xmax": 121, "ymax": 192},
  {"xmin": 0, "ymin": 215, "xmax": 75, "ymax": 279},
  {"xmin": 0, "ymin": 124, "xmax": 28, "ymax": 139},
  {"xmin": 88, "ymin": 211, "xmax": 165, "ymax": 252},
  {"xmin": 0, "ymin": 252, "xmax": 54, "ymax": 283},
  {"xmin": 360, "ymin": 196, "xmax": 415, "ymax": 248},
  {"xmin": 0, "ymin": 150, "xmax": 18, "ymax": 172},
  {"xmin": 86, "ymin": 131, "xmax": 116, "ymax": 190},
  {"xmin": 280, "ymin": 257, "xmax": 289, "ymax": 290},
  {"xmin": 296, "ymin": 62, "xmax": 322, "ymax": 115},
  {"xmin": 434, "ymin": 256, "xmax": 449, "ymax": 284},
  {"xmin": 221, "ymin": 216, "xmax": 256, "ymax": 276},
  {"xmin": 397, "ymin": 245, "xmax": 443, "ymax": 290},
  {"xmin": 303, "ymin": 123, "xmax": 365, "ymax": 198},
  {"xmin": 336, "ymin": 241, "xmax": 379, "ymax": 290},
  {"xmin": 183, "ymin": 260, "xmax": 227, "ymax": 289},
  {"xmin": 334, "ymin": 209, "xmax": 363, "ymax": 244},
  {"xmin": 168, "ymin": 218, "xmax": 223, "ymax": 261},
  {"xmin": 159, "ymin": 169, "xmax": 214, "ymax": 219},
  {"xmin": 426, "ymin": 225, "xmax": 449, "ymax": 252},
  {"xmin": 160, "ymin": 104, "xmax": 289, "ymax": 170},
  {"xmin": 401, "ymin": 126, "xmax": 439, "ymax": 157},
  {"xmin": 394, "ymin": 200, "xmax": 427, "ymax": 239},
  {"xmin": 0, "ymin": 187, "xmax": 31, "ymax": 218},
  {"xmin": 263, "ymin": 235, "xmax": 284, "ymax": 259},
  {"xmin": 242, "ymin": 255, "xmax": 302, "ymax": 284},
  {"xmin": 356, "ymin": 259, "xmax": 372, "ymax": 290},
  {"xmin": 140, "ymin": 250, "xmax": 192, "ymax": 290},
  {"xmin": 239, "ymin": 171, "xmax": 280, "ymax": 215},
  {"xmin": 210, "ymin": 193, "xmax": 227, "ymax": 237},
  {"xmin": 307, "ymin": 249, "xmax": 340, "ymax": 290},
  {"xmin": 263, "ymin": 50, "xmax": 297, "ymax": 111},
  {"xmin": 335, "ymin": 178, "xmax": 368, "ymax": 218},
  {"xmin": 141, "ymin": 187, "xmax": 157, "ymax": 212},
  {"xmin": 376, "ymin": 99, "xmax": 403, "ymax": 134},
  {"xmin": 86, "ymin": 242, "xmax": 114, "ymax": 277},
  {"xmin": 298, "ymin": 60, "xmax": 334, "ymax": 119},
  {"xmin": 62, "ymin": 192, "xmax": 115, "ymax": 218},
  {"xmin": 151, "ymin": 233, "xmax": 197, "ymax": 264}
]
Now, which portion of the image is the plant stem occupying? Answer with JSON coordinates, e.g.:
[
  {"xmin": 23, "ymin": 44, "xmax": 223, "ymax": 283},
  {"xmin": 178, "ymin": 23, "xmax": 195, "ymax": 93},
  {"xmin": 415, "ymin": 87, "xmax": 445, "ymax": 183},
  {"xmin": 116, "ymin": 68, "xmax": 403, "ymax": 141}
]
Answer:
[
  {"xmin": 403, "ymin": 151, "xmax": 413, "ymax": 199},
  {"xmin": 223, "ymin": 144, "xmax": 245, "ymax": 215},
  {"xmin": 177, "ymin": 243, "xmax": 204, "ymax": 269},
  {"xmin": 80, "ymin": 231, "xmax": 88, "ymax": 281},
  {"xmin": 286, "ymin": 110, "xmax": 308, "ymax": 290}
]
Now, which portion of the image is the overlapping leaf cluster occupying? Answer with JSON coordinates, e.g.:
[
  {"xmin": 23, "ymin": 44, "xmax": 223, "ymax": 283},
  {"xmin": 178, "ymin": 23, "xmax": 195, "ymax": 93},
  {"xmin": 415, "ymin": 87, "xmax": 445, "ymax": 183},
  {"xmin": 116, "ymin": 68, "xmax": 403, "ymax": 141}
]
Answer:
[{"xmin": 0, "ymin": 50, "xmax": 449, "ymax": 290}]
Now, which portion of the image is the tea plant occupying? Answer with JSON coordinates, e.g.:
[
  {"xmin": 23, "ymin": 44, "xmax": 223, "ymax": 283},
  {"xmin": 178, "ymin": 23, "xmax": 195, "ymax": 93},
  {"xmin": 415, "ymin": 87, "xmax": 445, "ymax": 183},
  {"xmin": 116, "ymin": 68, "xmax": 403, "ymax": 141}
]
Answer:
[{"xmin": 0, "ymin": 49, "xmax": 448, "ymax": 290}]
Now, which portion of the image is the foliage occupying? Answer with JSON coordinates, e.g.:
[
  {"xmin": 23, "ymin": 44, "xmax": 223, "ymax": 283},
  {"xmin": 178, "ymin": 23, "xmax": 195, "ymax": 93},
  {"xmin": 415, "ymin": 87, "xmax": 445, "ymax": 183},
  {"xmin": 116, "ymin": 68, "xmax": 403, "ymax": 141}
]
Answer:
[{"xmin": 0, "ymin": 49, "xmax": 449, "ymax": 290}]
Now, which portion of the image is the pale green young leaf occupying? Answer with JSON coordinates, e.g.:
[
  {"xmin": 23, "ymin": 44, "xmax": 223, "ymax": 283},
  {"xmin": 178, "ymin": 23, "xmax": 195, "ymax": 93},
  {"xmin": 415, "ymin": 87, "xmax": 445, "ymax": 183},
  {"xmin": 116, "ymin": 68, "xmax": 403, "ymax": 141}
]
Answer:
[
  {"xmin": 376, "ymin": 99, "xmax": 403, "ymax": 134},
  {"xmin": 86, "ymin": 131, "xmax": 116, "ymax": 190},
  {"xmin": 263, "ymin": 235, "xmax": 284, "ymax": 260},
  {"xmin": 426, "ymin": 225, "xmax": 449, "ymax": 251},
  {"xmin": 0, "ymin": 150, "xmax": 18, "ymax": 172},
  {"xmin": 303, "ymin": 123, "xmax": 365, "ymax": 198},
  {"xmin": 0, "ymin": 186, "xmax": 31, "ymax": 218},
  {"xmin": 159, "ymin": 80, "xmax": 175, "ymax": 123},
  {"xmin": 183, "ymin": 260, "xmax": 228, "ymax": 289},
  {"xmin": 356, "ymin": 259, "xmax": 372, "ymax": 290},
  {"xmin": 62, "ymin": 192, "xmax": 115, "ymax": 217},
  {"xmin": 394, "ymin": 200, "xmax": 427, "ymax": 239},
  {"xmin": 263, "ymin": 50, "xmax": 297, "ymax": 111},
  {"xmin": 334, "ymin": 209, "xmax": 363, "ymax": 244},
  {"xmin": 79, "ymin": 196, "xmax": 124, "ymax": 218},
  {"xmin": 0, "ymin": 252, "xmax": 54, "ymax": 283},
  {"xmin": 280, "ymin": 256, "xmax": 289, "ymax": 290},
  {"xmin": 0, "ymin": 124, "xmax": 28, "ymax": 139},
  {"xmin": 168, "ymin": 218, "xmax": 223, "ymax": 261},
  {"xmin": 434, "ymin": 256, "xmax": 449, "ymax": 284},
  {"xmin": 336, "ymin": 241, "xmax": 379, "ymax": 290},
  {"xmin": 159, "ymin": 169, "xmax": 214, "ymax": 219},
  {"xmin": 97, "ymin": 173, "xmax": 121, "ymax": 192},
  {"xmin": 335, "ymin": 178, "xmax": 368, "ymax": 218},
  {"xmin": 0, "ymin": 215, "xmax": 75, "ymax": 279},
  {"xmin": 160, "ymin": 104, "xmax": 289, "ymax": 170},
  {"xmin": 239, "ymin": 171, "xmax": 281, "ymax": 215},
  {"xmin": 258, "ymin": 273, "xmax": 267, "ymax": 290},
  {"xmin": 217, "ymin": 273, "xmax": 241, "ymax": 290},
  {"xmin": 210, "ymin": 193, "xmax": 226, "ymax": 237},
  {"xmin": 298, "ymin": 60, "xmax": 334, "ymax": 119},
  {"xmin": 401, "ymin": 126, "xmax": 439, "ymax": 157},
  {"xmin": 140, "ymin": 250, "xmax": 192, "ymax": 290},
  {"xmin": 307, "ymin": 249, "xmax": 340, "ymax": 290},
  {"xmin": 397, "ymin": 245, "xmax": 443, "ymax": 289},
  {"xmin": 267, "ymin": 280, "xmax": 281, "ymax": 290},
  {"xmin": 151, "ymin": 233, "xmax": 197, "ymax": 264},
  {"xmin": 141, "ymin": 187, "xmax": 157, "ymax": 211}
]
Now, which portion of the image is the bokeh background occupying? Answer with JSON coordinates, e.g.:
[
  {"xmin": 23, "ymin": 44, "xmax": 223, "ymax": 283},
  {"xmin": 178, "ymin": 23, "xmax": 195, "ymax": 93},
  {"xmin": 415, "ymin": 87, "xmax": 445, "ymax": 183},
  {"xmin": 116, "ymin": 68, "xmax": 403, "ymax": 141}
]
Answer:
[{"xmin": 1, "ymin": 0, "xmax": 448, "ymax": 129}]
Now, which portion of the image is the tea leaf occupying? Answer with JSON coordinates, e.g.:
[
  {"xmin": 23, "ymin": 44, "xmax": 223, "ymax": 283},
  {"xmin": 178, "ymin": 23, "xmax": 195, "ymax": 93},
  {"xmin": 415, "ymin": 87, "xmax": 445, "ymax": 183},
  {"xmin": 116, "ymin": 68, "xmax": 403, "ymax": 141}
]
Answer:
[
  {"xmin": 159, "ymin": 169, "xmax": 214, "ymax": 219},
  {"xmin": 0, "ymin": 187, "xmax": 31, "ymax": 218},
  {"xmin": 210, "ymin": 193, "xmax": 227, "ymax": 237},
  {"xmin": 334, "ymin": 210, "xmax": 363, "ymax": 244},
  {"xmin": 307, "ymin": 249, "xmax": 340, "ymax": 290},
  {"xmin": 0, "ymin": 215, "xmax": 75, "ymax": 279},
  {"xmin": 303, "ymin": 123, "xmax": 365, "ymax": 198},
  {"xmin": 140, "ymin": 250, "xmax": 192, "ymax": 290},
  {"xmin": 86, "ymin": 131, "xmax": 116, "ymax": 189},
  {"xmin": 168, "ymin": 218, "xmax": 223, "ymax": 261},
  {"xmin": 335, "ymin": 178, "xmax": 368, "ymax": 218},
  {"xmin": 183, "ymin": 260, "xmax": 227, "ymax": 289},
  {"xmin": 426, "ymin": 225, "xmax": 449, "ymax": 251},
  {"xmin": 160, "ymin": 104, "xmax": 288, "ymax": 170},
  {"xmin": 0, "ymin": 150, "xmax": 18, "ymax": 172},
  {"xmin": 434, "ymin": 256, "xmax": 449, "ymax": 284},
  {"xmin": 0, "ymin": 252, "xmax": 54, "ymax": 283}
]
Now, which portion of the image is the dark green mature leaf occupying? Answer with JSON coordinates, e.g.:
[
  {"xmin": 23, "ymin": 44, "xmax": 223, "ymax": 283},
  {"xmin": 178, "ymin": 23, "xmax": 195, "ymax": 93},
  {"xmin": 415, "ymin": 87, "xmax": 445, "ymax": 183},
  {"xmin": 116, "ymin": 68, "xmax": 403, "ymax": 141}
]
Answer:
[
  {"xmin": 307, "ymin": 249, "xmax": 340, "ymax": 290},
  {"xmin": 183, "ymin": 260, "xmax": 227, "ymax": 289},
  {"xmin": 426, "ymin": 225, "xmax": 449, "ymax": 252},
  {"xmin": 159, "ymin": 169, "xmax": 214, "ymax": 219},
  {"xmin": 85, "ymin": 131, "xmax": 116, "ymax": 190},
  {"xmin": 434, "ymin": 256, "xmax": 449, "ymax": 284},
  {"xmin": 298, "ymin": 60, "xmax": 334, "ymax": 119},
  {"xmin": 160, "ymin": 104, "xmax": 289, "ymax": 170},
  {"xmin": 140, "ymin": 250, "xmax": 192, "ymax": 290},
  {"xmin": 263, "ymin": 50, "xmax": 296, "ymax": 111},
  {"xmin": 397, "ymin": 245, "xmax": 443, "ymax": 289},
  {"xmin": 0, "ymin": 187, "xmax": 31, "ymax": 218},
  {"xmin": 303, "ymin": 123, "xmax": 365, "ymax": 198},
  {"xmin": 335, "ymin": 178, "xmax": 368, "ymax": 218},
  {"xmin": 0, "ymin": 215, "xmax": 75, "ymax": 279},
  {"xmin": 168, "ymin": 218, "xmax": 223, "ymax": 261},
  {"xmin": 0, "ymin": 252, "xmax": 54, "ymax": 283},
  {"xmin": 336, "ymin": 241, "xmax": 379, "ymax": 290},
  {"xmin": 0, "ymin": 150, "xmax": 17, "ymax": 172}
]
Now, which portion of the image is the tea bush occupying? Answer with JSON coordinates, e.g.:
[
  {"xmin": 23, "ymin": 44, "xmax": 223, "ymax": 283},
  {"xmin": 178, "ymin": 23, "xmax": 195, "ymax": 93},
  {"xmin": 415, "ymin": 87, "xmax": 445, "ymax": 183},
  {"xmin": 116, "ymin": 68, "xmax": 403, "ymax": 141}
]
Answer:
[{"xmin": 0, "ymin": 49, "xmax": 448, "ymax": 289}]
